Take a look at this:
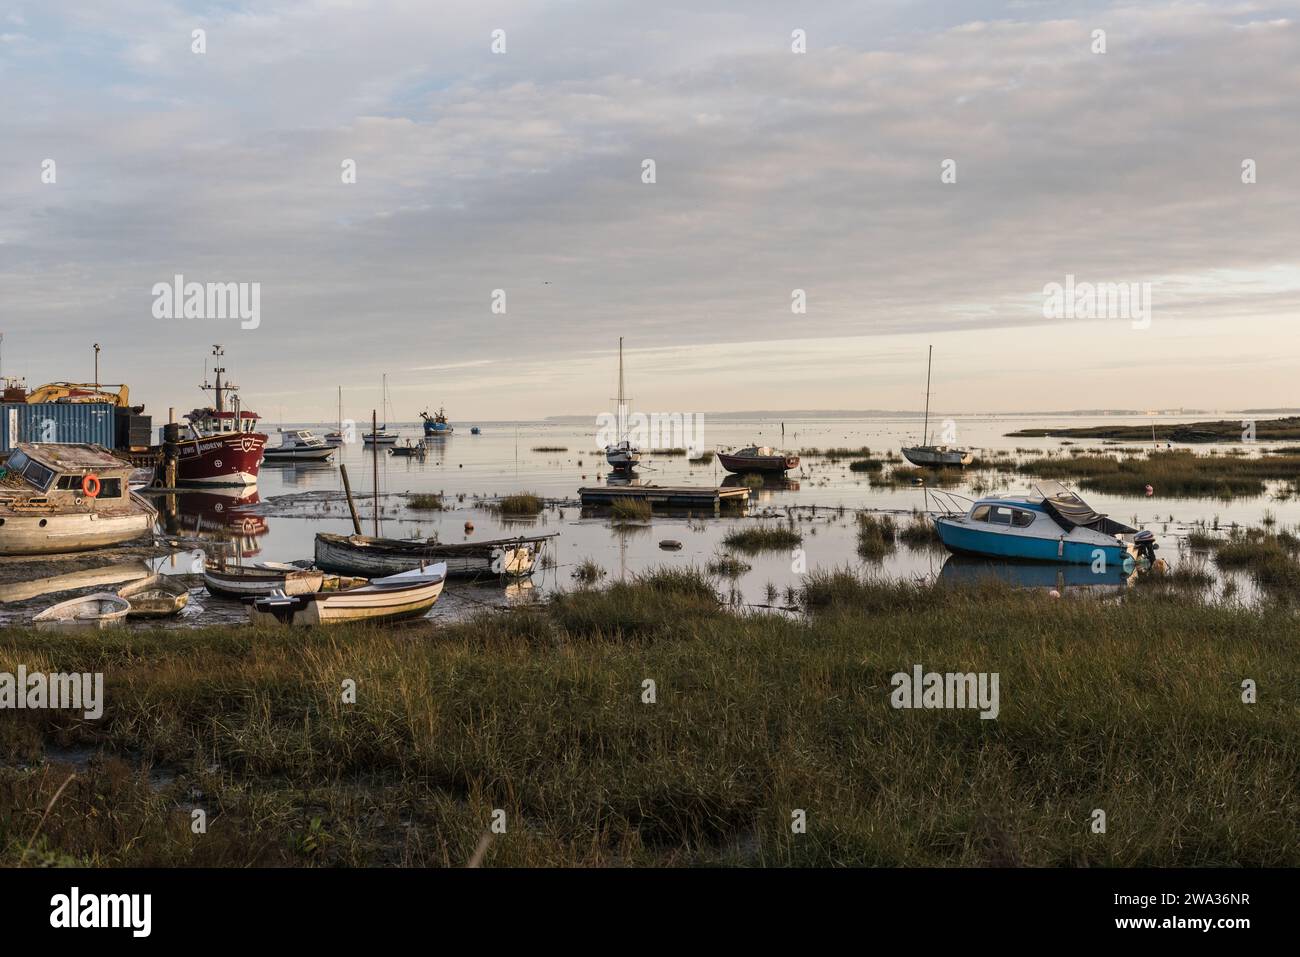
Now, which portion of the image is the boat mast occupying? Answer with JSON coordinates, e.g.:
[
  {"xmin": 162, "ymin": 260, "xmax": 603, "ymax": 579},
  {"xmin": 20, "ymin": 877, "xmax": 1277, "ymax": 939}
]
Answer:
[
  {"xmin": 617, "ymin": 337, "xmax": 626, "ymax": 443},
  {"xmin": 921, "ymin": 344, "xmax": 932, "ymax": 445},
  {"xmin": 337, "ymin": 386, "xmax": 342, "ymax": 433}
]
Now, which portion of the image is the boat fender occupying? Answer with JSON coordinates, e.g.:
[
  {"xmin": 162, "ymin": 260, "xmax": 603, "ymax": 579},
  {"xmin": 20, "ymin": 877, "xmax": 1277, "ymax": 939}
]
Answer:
[
  {"xmin": 82, "ymin": 474, "xmax": 101, "ymax": 498},
  {"xmin": 1057, "ymin": 536, "xmax": 1064, "ymax": 558}
]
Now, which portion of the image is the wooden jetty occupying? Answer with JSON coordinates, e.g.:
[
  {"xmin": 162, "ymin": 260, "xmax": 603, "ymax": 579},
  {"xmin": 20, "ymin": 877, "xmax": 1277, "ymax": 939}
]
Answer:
[{"xmin": 577, "ymin": 484, "xmax": 750, "ymax": 514}]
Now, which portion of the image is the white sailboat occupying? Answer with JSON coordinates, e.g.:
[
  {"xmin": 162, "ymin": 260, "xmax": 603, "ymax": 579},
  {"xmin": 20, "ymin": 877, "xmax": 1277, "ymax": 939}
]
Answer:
[
  {"xmin": 325, "ymin": 386, "xmax": 346, "ymax": 445},
  {"xmin": 901, "ymin": 345, "xmax": 973, "ymax": 467},
  {"xmin": 604, "ymin": 337, "xmax": 641, "ymax": 472},
  {"xmin": 363, "ymin": 374, "xmax": 399, "ymax": 445}
]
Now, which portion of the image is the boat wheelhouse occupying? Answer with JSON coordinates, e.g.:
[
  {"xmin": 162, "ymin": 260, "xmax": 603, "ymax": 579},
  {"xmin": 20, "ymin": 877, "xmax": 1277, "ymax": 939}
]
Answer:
[
  {"xmin": 934, "ymin": 480, "xmax": 1138, "ymax": 567},
  {"xmin": 0, "ymin": 443, "xmax": 157, "ymax": 555}
]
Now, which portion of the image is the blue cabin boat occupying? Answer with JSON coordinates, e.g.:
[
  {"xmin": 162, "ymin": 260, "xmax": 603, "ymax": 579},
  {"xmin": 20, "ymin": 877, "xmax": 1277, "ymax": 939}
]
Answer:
[
  {"xmin": 934, "ymin": 481, "xmax": 1139, "ymax": 568},
  {"xmin": 420, "ymin": 407, "xmax": 453, "ymax": 436}
]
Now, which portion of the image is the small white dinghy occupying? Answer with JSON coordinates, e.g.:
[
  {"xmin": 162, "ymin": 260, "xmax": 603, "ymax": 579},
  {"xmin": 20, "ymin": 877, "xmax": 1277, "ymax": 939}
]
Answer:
[
  {"xmin": 247, "ymin": 563, "xmax": 447, "ymax": 627},
  {"xmin": 32, "ymin": 592, "xmax": 131, "ymax": 628}
]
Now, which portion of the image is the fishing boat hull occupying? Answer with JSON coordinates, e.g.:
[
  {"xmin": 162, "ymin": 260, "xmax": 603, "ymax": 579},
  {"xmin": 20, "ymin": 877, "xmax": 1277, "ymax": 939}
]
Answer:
[
  {"xmin": 175, "ymin": 432, "xmax": 267, "ymax": 486},
  {"xmin": 203, "ymin": 562, "xmax": 325, "ymax": 599},
  {"xmin": 717, "ymin": 452, "xmax": 800, "ymax": 474},
  {"xmin": 32, "ymin": 592, "xmax": 131, "ymax": 628},
  {"xmin": 314, "ymin": 532, "xmax": 551, "ymax": 579},
  {"xmin": 901, "ymin": 446, "xmax": 974, "ymax": 467},
  {"xmin": 0, "ymin": 507, "xmax": 155, "ymax": 556},
  {"xmin": 247, "ymin": 566, "xmax": 446, "ymax": 626}
]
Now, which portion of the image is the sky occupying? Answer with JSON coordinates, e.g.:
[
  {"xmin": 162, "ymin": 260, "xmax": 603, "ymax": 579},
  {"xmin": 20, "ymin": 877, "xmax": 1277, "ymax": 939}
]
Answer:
[{"xmin": 1, "ymin": 0, "xmax": 1298, "ymax": 422}]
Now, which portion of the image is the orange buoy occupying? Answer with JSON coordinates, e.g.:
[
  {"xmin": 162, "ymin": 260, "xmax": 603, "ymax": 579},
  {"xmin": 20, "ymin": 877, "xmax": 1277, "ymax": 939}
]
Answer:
[
  {"xmin": 464, "ymin": 521, "xmax": 474, "ymax": 534},
  {"xmin": 82, "ymin": 473, "xmax": 101, "ymax": 498}
]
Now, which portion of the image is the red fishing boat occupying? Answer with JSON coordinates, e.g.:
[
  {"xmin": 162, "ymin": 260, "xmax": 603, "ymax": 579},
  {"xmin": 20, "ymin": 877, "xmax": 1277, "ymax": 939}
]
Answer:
[
  {"xmin": 174, "ymin": 345, "xmax": 267, "ymax": 487},
  {"xmin": 717, "ymin": 446, "xmax": 800, "ymax": 475}
]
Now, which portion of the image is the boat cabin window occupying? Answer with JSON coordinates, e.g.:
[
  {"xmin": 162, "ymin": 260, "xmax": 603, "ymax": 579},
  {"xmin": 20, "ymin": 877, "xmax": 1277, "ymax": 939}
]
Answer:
[
  {"xmin": 19, "ymin": 457, "xmax": 55, "ymax": 492},
  {"xmin": 55, "ymin": 475, "xmax": 122, "ymax": 497},
  {"xmin": 972, "ymin": 504, "xmax": 1035, "ymax": 527}
]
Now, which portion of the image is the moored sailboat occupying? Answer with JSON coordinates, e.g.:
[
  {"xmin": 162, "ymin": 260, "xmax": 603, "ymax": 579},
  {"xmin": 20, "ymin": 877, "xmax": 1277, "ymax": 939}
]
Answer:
[
  {"xmin": 900, "ymin": 345, "xmax": 973, "ymax": 467},
  {"xmin": 604, "ymin": 338, "xmax": 641, "ymax": 472}
]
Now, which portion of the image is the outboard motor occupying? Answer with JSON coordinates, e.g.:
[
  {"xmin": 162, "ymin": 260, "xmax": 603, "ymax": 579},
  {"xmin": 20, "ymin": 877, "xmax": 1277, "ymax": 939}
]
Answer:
[{"xmin": 1133, "ymin": 529, "xmax": 1158, "ymax": 564}]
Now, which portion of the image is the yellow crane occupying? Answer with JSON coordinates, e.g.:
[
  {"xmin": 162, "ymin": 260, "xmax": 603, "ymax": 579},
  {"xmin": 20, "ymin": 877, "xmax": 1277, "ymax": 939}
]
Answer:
[{"xmin": 24, "ymin": 381, "xmax": 133, "ymax": 407}]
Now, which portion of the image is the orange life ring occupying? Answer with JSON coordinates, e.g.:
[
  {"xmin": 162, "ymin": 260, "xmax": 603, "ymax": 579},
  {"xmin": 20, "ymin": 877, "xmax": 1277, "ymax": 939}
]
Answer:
[{"xmin": 82, "ymin": 474, "xmax": 101, "ymax": 498}]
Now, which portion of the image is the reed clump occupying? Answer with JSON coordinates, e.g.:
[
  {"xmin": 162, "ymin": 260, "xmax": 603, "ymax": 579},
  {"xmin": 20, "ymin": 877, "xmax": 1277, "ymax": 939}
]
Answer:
[
  {"xmin": 610, "ymin": 498, "xmax": 652, "ymax": 521},
  {"xmin": 856, "ymin": 513, "xmax": 898, "ymax": 560},
  {"xmin": 407, "ymin": 493, "xmax": 444, "ymax": 510},
  {"xmin": 495, "ymin": 492, "xmax": 544, "ymax": 515},
  {"xmin": 722, "ymin": 525, "xmax": 802, "ymax": 552}
]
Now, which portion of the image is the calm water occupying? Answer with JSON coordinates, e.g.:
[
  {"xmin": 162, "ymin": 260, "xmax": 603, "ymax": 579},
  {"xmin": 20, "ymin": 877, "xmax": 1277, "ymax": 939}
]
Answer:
[{"xmin": 132, "ymin": 412, "xmax": 1293, "ymax": 618}]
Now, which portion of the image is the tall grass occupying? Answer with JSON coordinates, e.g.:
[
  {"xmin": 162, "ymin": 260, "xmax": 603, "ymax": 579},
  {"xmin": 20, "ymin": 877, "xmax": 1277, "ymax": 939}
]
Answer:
[
  {"xmin": 1, "ymin": 576, "xmax": 1297, "ymax": 866},
  {"xmin": 495, "ymin": 492, "xmax": 544, "ymax": 515}
]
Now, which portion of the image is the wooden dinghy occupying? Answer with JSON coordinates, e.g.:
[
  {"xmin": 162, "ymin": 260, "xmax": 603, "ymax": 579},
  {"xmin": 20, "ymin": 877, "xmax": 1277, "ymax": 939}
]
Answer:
[
  {"xmin": 314, "ymin": 532, "xmax": 556, "ymax": 580},
  {"xmin": 246, "ymin": 564, "xmax": 447, "ymax": 627},
  {"xmin": 203, "ymin": 560, "xmax": 325, "ymax": 599},
  {"xmin": 32, "ymin": 592, "xmax": 131, "ymax": 628},
  {"xmin": 117, "ymin": 574, "xmax": 191, "ymax": 617}
]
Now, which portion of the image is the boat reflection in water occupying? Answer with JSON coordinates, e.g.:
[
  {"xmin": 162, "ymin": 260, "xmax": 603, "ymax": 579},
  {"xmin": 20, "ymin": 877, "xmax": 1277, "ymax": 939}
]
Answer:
[
  {"xmin": 721, "ymin": 473, "xmax": 800, "ymax": 497},
  {"xmin": 258, "ymin": 460, "xmax": 337, "ymax": 488},
  {"xmin": 163, "ymin": 488, "xmax": 268, "ymax": 558},
  {"xmin": 938, "ymin": 554, "xmax": 1134, "ymax": 595}
]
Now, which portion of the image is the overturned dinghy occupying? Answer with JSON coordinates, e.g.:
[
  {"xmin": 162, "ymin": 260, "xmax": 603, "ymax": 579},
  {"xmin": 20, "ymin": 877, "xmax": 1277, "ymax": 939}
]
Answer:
[
  {"xmin": 32, "ymin": 592, "xmax": 131, "ymax": 628},
  {"xmin": 934, "ymin": 480, "xmax": 1139, "ymax": 567},
  {"xmin": 246, "ymin": 564, "xmax": 447, "ymax": 627},
  {"xmin": 314, "ymin": 532, "xmax": 555, "ymax": 579}
]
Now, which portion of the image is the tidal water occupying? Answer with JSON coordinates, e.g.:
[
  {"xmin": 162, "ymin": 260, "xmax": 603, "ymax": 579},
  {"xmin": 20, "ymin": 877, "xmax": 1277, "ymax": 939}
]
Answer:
[{"xmin": 129, "ymin": 412, "xmax": 1294, "ymax": 620}]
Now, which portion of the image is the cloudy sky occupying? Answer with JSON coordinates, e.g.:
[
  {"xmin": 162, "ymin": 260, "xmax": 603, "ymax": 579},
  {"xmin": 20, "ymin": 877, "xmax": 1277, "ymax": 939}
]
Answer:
[{"xmin": 2, "ymin": 1, "xmax": 1298, "ymax": 421}]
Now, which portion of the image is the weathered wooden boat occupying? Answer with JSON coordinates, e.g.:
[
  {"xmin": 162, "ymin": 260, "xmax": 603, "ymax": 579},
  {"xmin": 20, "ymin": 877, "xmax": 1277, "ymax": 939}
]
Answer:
[
  {"xmin": 202, "ymin": 560, "xmax": 325, "ymax": 599},
  {"xmin": 117, "ymin": 574, "xmax": 191, "ymax": 617},
  {"xmin": 717, "ymin": 446, "xmax": 800, "ymax": 474},
  {"xmin": 934, "ymin": 481, "xmax": 1139, "ymax": 567},
  {"xmin": 263, "ymin": 429, "xmax": 336, "ymax": 462},
  {"xmin": 0, "ymin": 443, "xmax": 158, "ymax": 555},
  {"xmin": 246, "ymin": 564, "xmax": 447, "ymax": 626},
  {"xmin": 32, "ymin": 592, "xmax": 131, "ymax": 628},
  {"xmin": 900, "ymin": 345, "xmax": 973, "ymax": 468},
  {"xmin": 315, "ymin": 531, "xmax": 555, "ymax": 579}
]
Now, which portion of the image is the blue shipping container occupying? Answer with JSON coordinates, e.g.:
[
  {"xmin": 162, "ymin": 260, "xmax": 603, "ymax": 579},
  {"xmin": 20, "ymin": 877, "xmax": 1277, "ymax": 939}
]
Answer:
[{"xmin": 0, "ymin": 402, "xmax": 116, "ymax": 451}]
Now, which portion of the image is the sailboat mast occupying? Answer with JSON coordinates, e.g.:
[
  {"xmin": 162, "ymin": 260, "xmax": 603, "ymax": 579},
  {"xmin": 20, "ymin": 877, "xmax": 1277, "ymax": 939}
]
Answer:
[
  {"xmin": 617, "ymin": 337, "xmax": 626, "ymax": 442},
  {"xmin": 922, "ymin": 344, "xmax": 932, "ymax": 444},
  {"xmin": 337, "ymin": 386, "xmax": 342, "ymax": 433}
]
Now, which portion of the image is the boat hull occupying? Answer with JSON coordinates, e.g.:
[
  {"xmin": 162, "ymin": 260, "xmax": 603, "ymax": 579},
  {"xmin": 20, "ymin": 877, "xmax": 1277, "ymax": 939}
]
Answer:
[
  {"xmin": 314, "ymin": 532, "xmax": 548, "ymax": 579},
  {"xmin": 901, "ymin": 446, "xmax": 974, "ymax": 467},
  {"xmin": 935, "ymin": 517, "xmax": 1131, "ymax": 567},
  {"xmin": 263, "ymin": 446, "xmax": 335, "ymax": 462},
  {"xmin": 0, "ymin": 508, "xmax": 155, "ymax": 556},
  {"xmin": 717, "ymin": 452, "xmax": 799, "ymax": 474},
  {"xmin": 248, "ymin": 575, "xmax": 445, "ymax": 626},
  {"xmin": 32, "ymin": 592, "xmax": 131, "ymax": 627},
  {"xmin": 203, "ymin": 563, "xmax": 325, "ymax": 598},
  {"xmin": 175, "ymin": 432, "xmax": 267, "ymax": 486}
]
